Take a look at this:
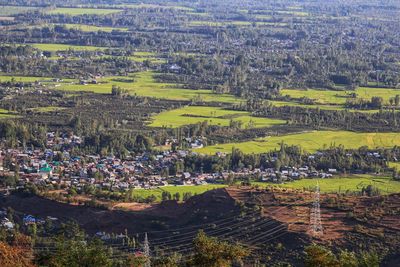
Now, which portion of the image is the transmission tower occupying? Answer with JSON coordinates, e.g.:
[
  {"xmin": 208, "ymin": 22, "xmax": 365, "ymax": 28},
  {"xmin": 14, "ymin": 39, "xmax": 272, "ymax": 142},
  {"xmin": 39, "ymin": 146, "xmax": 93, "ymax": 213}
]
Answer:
[
  {"xmin": 309, "ymin": 183, "xmax": 323, "ymax": 236},
  {"xmin": 143, "ymin": 233, "xmax": 151, "ymax": 267}
]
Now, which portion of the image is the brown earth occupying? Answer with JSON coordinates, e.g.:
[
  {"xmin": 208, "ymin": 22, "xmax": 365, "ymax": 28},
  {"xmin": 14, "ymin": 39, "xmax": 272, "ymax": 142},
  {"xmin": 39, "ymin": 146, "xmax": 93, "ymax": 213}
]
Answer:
[{"xmin": 1, "ymin": 187, "xmax": 400, "ymax": 266}]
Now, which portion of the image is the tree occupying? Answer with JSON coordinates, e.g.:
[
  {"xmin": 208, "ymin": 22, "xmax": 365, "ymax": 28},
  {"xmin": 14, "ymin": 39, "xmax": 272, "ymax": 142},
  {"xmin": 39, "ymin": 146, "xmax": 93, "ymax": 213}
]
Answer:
[
  {"xmin": 304, "ymin": 244, "xmax": 339, "ymax": 267},
  {"xmin": 188, "ymin": 231, "xmax": 249, "ymax": 267},
  {"xmin": 0, "ymin": 234, "xmax": 34, "ymax": 267}
]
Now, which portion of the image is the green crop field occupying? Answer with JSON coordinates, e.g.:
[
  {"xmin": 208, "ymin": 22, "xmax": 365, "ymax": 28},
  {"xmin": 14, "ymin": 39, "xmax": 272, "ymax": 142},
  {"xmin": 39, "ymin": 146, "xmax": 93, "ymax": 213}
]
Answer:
[
  {"xmin": 45, "ymin": 8, "xmax": 123, "ymax": 15},
  {"xmin": 196, "ymin": 130, "xmax": 400, "ymax": 154},
  {"xmin": 61, "ymin": 24, "xmax": 129, "ymax": 32},
  {"xmin": 281, "ymin": 87, "xmax": 400, "ymax": 105},
  {"xmin": 0, "ymin": 75, "xmax": 74, "ymax": 83},
  {"xmin": 0, "ymin": 5, "xmax": 38, "ymax": 16},
  {"xmin": 56, "ymin": 71, "xmax": 242, "ymax": 103},
  {"xmin": 149, "ymin": 106, "xmax": 286, "ymax": 129},
  {"xmin": 0, "ymin": 108, "xmax": 18, "ymax": 119},
  {"xmin": 389, "ymin": 162, "xmax": 400, "ymax": 170},
  {"xmin": 27, "ymin": 106, "xmax": 66, "ymax": 113},
  {"xmin": 30, "ymin": 43, "xmax": 107, "ymax": 52},
  {"xmin": 252, "ymin": 175, "xmax": 400, "ymax": 194},
  {"xmin": 128, "ymin": 184, "xmax": 226, "ymax": 201}
]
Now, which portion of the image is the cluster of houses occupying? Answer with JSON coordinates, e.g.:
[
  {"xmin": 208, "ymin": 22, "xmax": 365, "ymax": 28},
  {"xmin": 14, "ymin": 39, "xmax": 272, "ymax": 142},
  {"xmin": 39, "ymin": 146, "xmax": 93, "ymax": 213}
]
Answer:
[
  {"xmin": 0, "ymin": 131, "xmax": 390, "ymax": 196},
  {"xmin": 0, "ymin": 132, "xmax": 215, "ymax": 193}
]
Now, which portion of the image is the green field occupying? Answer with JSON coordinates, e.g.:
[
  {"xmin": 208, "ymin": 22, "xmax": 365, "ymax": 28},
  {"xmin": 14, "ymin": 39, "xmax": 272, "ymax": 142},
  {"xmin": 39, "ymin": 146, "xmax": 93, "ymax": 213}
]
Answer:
[
  {"xmin": 149, "ymin": 106, "xmax": 286, "ymax": 129},
  {"xmin": 0, "ymin": 75, "xmax": 73, "ymax": 83},
  {"xmin": 0, "ymin": 5, "xmax": 38, "ymax": 16},
  {"xmin": 196, "ymin": 130, "xmax": 400, "ymax": 154},
  {"xmin": 0, "ymin": 108, "xmax": 18, "ymax": 119},
  {"xmin": 61, "ymin": 23, "xmax": 129, "ymax": 32},
  {"xmin": 389, "ymin": 162, "xmax": 400, "ymax": 170},
  {"xmin": 129, "ymin": 184, "xmax": 226, "ymax": 201},
  {"xmin": 45, "ymin": 8, "xmax": 122, "ymax": 15},
  {"xmin": 56, "ymin": 71, "xmax": 242, "ymax": 103},
  {"xmin": 252, "ymin": 175, "xmax": 400, "ymax": 194},
  {"xmin": 27, "ymin": 106, "xmax": 66, "ymax": 113},
  {"xmin": 281, "ymin": 87, "xmax": 400, "ymax": 105},
  {"xmin": 30, "ymin": 43, "xmax": 107, "ymax": 52}
]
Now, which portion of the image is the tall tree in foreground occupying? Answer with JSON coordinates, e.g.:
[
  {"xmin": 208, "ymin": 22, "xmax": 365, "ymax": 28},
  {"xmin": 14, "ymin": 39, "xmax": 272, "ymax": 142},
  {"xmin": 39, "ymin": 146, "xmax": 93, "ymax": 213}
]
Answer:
[{"xmin": 188, "ymin": 230, "xmax": 249, "ymax": 267}]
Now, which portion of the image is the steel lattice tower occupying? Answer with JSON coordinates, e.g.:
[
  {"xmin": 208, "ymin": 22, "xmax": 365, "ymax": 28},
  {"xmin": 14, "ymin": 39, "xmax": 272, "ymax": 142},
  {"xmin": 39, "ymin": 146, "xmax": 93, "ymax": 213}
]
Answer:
[{"xmin": 309, "ymin": 183, "xmax": 323, "ymax": 236}]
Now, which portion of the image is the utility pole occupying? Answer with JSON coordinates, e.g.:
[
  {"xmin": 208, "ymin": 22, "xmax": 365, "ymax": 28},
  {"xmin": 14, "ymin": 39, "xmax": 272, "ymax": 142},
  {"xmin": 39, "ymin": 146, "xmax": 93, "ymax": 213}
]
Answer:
[
  {"xmin": 144, "ymin": 233, "xmax": 150, "ymax": 267},
  {"xmin": 309, "ymin": 183, "xmax": 323, "ymax": 237}
]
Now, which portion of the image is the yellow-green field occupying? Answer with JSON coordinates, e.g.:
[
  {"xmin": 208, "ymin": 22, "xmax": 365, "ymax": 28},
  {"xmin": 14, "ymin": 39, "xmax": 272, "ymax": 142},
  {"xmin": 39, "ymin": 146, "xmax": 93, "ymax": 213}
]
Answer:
[
  {"xmin": 60, "ymin": 23, "xmax": 129, "ymax": 32},
  {"xmin": 30, "ymin": 43, "xmax": 107, "ymax": 52},
  {"xmin": 252, "ymin": 175, "xmax": 400, "ymax": 194},
  {"xmin": 0, "ymin": 5, "xmax": 38, "ymax": 16},
  {"xmin": 196, "ymin": 130, "xmax": 400, "ymax": 154},
  {"xmin": 149, "ymin": 106, "xmax": 286, "ymax": 129},
  {"xmin": 56, "ymin": 71, "xmax": 242, "ymax": 103},
  {"xmin": 0, "ymin": 75, "xmax": 73, "ymax": 83},
  {"xmin": 0, "ymin": 108, "xmax": 18, "ymax": 119},
  {"xmin": 45, "ymin": 8, "xmax": 122, "ymax": 15},
  {"xmin": 27, "ymin": 106, "xmax": 66, "ymax": 113},
  {"xmin": 281, "ymin": 87, "xmax": 400, "ymax": 105},
  {"xmin": 389, "ymin": 162, "xmax": 400, "ymax": 170}
]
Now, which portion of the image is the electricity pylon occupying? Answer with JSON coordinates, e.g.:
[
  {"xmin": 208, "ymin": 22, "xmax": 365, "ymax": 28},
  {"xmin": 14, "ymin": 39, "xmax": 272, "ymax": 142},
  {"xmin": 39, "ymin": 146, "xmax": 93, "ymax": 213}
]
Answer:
[
  {"xmin": 144, "ymin": 233, "xmax": 150, "ymax": 267},
  {"xmin": 309, "ymin": 183, "xmax": 323, "ymax": 236}
]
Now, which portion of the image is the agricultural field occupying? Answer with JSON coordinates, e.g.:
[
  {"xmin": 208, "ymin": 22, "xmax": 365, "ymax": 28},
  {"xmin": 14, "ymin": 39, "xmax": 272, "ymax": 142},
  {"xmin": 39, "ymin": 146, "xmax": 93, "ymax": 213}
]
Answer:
[
  {"xmin": 148, "ymin": 106, "xmax": 286, "ymax": 129},
  {"xmin": 45, "ymin": 7, "xmax": 123, "ymax": 15},
  {"xmin": 56, "ymin": 71, "xmax": 242, "ymax": 103},
  {"xmin": 269, "ymin": 100, "xmax": 385, "ymax": 113},
  {"xmin": 60, "ymin": 24, "xmax": 129, "ymax": 32},
  {"xmin": 0, "ymin": 75, "xmax": 73, "ymax": 83},
  {"xmin": 252, "ymin": 175, "xmax": 400, "ymax": 194},
  {"xmin": 27, "ymin": 106, "xmax": 66, "ymax": 113},
  {"xmin": 30, "ymin": 43, "xmax": 107, "ymax": 52},
  {"xmin": 389, "ymin": 162, "xmax": 400, "ymax": 170},
  {"xmin": 0, "ymin": 5, "xmax": 38, "ymax": 16},
  {"xmin": 281, "ymin": 87, "xmax": 400, "ymax": 105},
  {"xmin": 128, "ymin": 184, "xmax": 226, "ymax": 202},
  {"xmin": 196, "ymin": 130, "xmax": 400, "ymax": 154},
  {"xmin": 0, "ymin": 108, "xmax": 18, "ymax": 119}
]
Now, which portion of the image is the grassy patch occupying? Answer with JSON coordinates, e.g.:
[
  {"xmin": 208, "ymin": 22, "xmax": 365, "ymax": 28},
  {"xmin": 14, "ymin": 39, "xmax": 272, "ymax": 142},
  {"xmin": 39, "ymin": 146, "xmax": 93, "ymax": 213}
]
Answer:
[
  {"xmin": 30, "ymin": 43, "xmax": 107, "ymax": 52},
  {"xmin": 0, "ymin": 5, "xmax": 38, "ymax": 16},
  {"xmin": 389, "ymin": 162, "xmax": 400, "ymax": 170},
  {"xmin": 252, "ymin": 175, "xmax": 400, "ymax": 194},
  {"xmin": 27, "ymin": 106, "xmax": 66, "ymax": 113},
  {"xmin": 129, "ymin": 184, "xmax": 226, "ymax": 201},
  {"xmin": 196, "ymin": 130, "xmax": 400, "ymax": 154},
  {"xmin": 45, "ymin": 8, "xmax": 122, "ymax": 15},
  {"xmin": 281, "ymin": 87, "xmax": 400, "ymax": 105},
  {"xmin": 0, "ymin": 108, "xmax": 18, "ymax": 119},
  {"xmin": 60, "ymin": 23, "xmax": 129, "ymax": 32},
  {"xmin": 149, "ymin": 106, "xmax": 286, "ymax": 129},
  {"xmin": 0, "ymin": 75, "xmax": 73, "ymax": 83},
  {"xmin": 56, "ymin": 71, "xmax": 242, "ymax": 103}
]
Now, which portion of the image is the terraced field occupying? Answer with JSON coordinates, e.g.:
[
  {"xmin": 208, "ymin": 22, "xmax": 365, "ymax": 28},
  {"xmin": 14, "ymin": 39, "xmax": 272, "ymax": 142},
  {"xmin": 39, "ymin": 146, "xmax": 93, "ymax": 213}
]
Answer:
[
  {"xmin": 56, "ymin": 71, "xmax": 242, "ymax": 103},
  {"xmin": 196, "ymin": 130, "xmax": 400, "ymax": 154},
  {"xmin": 252, "ymin": 175, "xmax": 400, "ymax": 194},
  {"xmin": 149, "ymin": 106, "xmax": 286, "ymax": 129}
]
